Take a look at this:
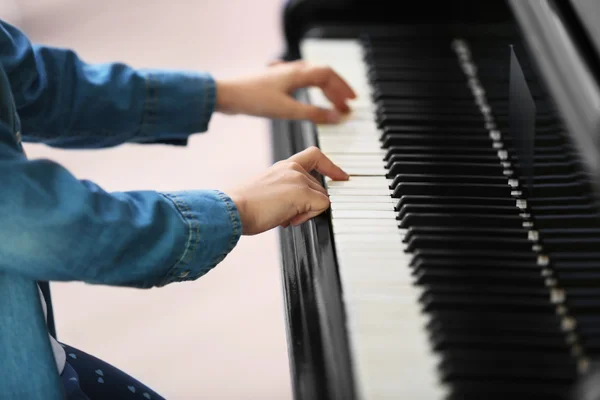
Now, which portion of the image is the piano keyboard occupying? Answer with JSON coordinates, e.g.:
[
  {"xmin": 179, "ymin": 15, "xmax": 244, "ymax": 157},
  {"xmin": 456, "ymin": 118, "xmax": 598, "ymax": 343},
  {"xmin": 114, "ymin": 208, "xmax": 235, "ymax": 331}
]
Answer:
[
  {"xmin": 300, "ymin": 32, "xmax": 600, "ymax": 400},
  {"xmin": 301, "ymin": 38, "xmax": 445, "ymax": 399}
]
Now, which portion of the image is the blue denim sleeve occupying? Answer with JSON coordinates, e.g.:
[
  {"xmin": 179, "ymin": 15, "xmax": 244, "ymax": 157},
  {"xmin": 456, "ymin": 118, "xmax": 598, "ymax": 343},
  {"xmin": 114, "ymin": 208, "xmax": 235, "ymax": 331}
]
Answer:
[
  {"xmin": 0, "ymin": 20, "xmax": 214, "ymax": 148},
  {"xmin": 0, "ymin": 121, "xmax": 241, "ymax": 287}
]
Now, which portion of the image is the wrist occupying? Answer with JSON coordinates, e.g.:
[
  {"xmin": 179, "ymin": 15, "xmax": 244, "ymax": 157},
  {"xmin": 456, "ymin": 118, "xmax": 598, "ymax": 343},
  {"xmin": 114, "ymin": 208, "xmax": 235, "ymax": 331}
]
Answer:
[
  {"xmin": 215, "ymin": 80, "xmax": 238, "ymax": 115},
  {"xmin": 225, "ymin": 191, "xmax": 246, "ymax": 234}
]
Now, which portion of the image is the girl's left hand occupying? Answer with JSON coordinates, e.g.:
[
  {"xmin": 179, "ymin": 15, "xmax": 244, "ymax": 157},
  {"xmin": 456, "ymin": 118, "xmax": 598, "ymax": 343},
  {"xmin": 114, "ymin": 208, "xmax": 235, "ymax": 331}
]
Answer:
[{"xmin": 215, "ymin": 60, "xmax": 356, "ymax": 124}]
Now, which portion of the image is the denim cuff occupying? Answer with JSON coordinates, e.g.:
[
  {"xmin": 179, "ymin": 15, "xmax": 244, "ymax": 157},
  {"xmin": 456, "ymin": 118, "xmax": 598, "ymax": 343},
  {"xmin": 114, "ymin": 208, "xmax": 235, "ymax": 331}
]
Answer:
[
  {"xmin": 158, "ymin": 190, "xmax": 241, "ymax": 285},
  {"xmin": 137, "ymin": 70, "xmax": 216, "ymax": 141}
]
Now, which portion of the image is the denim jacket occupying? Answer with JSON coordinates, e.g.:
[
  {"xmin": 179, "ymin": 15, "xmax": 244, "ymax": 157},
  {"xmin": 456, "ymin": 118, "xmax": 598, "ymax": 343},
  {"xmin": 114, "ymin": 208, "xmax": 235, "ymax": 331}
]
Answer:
[{"xmin": 0, "ymin": 20, "xmax": 242, "ymax": 399}]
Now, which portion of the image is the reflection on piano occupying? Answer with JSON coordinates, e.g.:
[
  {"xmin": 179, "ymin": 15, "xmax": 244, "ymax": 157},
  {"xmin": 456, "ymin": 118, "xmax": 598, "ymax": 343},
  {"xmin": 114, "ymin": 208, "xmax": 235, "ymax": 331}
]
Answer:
[{"xmin": 271, "ymin": 1, "xmax": 600, "ymax": 399}]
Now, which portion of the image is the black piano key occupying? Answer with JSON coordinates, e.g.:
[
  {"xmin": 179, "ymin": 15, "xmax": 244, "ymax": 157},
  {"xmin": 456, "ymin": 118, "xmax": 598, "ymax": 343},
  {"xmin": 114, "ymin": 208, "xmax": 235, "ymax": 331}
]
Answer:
[
  {"xmin": 392, "ymin": 183, "xmax": 513, "ymax": 199},
  {"xmin": 397, "ymin": 204, "xmax": 519, "ymax": 221},
  {"xmin": 438, "ymin": 349, "xmax": 576, "ymax": 375},
  {"xmin": 376, "ymin": 113, "xmax": 484, "ymax": 127},
  {"xmin": 527, "ymin": 195, "xmax": 594, "ymax": 207},
  {"xmin": 420, "ymin": 292, "xmax": 556, "ymax": 313},
  {"xmin": 406, "ymin": 235, "xmax": 533, "ymax": 252},
  {"xmin": 368, "ymin": 70, "xmax": 466, "ymax": 82},
  {"xmin": 543, "ymin": 238, "xmax": 600, "ymax": 252},
  {"xmin": 410, "ymin": 249, "xmax": 538, "ymax": 265},
  {"xmin": 553, "ymin": 271, "xmax": 600, "ymax": 288},
  {"xmin": 372, "ymin": 81, "xmax": 473, "ymax": 94},
  {"xmin": 382, "ymin": 134, "xmax": 494, "ymax": 149},
  {"xmin": 410, "ymin": 257, "xmax": 542, "ymax": 271},
  {"xmin": 427, "ymin": 311, "xmax": 565, "ymax": 334},
  {"xmin": 541, "ymin": 228, "xmax": 600, "ymax": 239},
  {"xmin": 514, "ymin": 161, "xmax": 583, "ymax": 175},
  {"xmin": 384, "ymin": 146, "xmax": 500, "ymax": 160},
  {"xmin": 380, "ymin": 130, "xmax": 492, "ymax": 142},
  {"xmin": 395, "ymin": 195, "xmax": 518, "ymax": 209},
  {"xmin": 533, "ymin": 214, "xmax": 600, "ymax": 229},
  {"xmin": 386, "ymin": 153, "xmax": 501, "ymax": 168},
  {"xmin": 440, "ymin": 360, "xmax": 576, "ymax": 383},
  {"xmin": 363, "ymin": 57, "xmax": 464, "ymax": 71},
  {"xmin": 400, "ymin": 213, "xmax": 524, "ymax": 229},
  {"xmin": 531, "ymin": 204, "xmax": 600, "ymax": 216},
  {"xmin": 448, "ymin": 382, "xmax": 573, "ymax": 400},
  {"xmin": 386, "ymin": 161, "xmax": 505, "ymax": 178},
  {"xmin": 419, "ymin": 281, "xmax": 550, "ymax": 298},
  {"xmin": 431, "ymin": 331, "xmax": 570, "ymax": 353},
  {"xmin": 374, "ymin": 97, "xmax": 479, "ymax": 110},
  {"xmin": 522, "ymin": 173, "xmax": 589, "ymax": 185},
  {"xmin": 414, "ymin": 268, "xmax": 545, "ymax": 288},
  {"xmin": 563, "ymin": 298, "xmax": 600, "ymax": 315},
  {"xmin": 527, "ymin": 182, "xmax": 593, "ymax": 198},
  {"xmin": 390, "ymin": 174, "xmax": 509, "ymax": 187},
  {"xmin": 404, "ymin": 226, "xmax": 528, "ymax": 242},
  {"xmin": 549, "ymin": 252, "xmax": 600, "ymax": 263}
]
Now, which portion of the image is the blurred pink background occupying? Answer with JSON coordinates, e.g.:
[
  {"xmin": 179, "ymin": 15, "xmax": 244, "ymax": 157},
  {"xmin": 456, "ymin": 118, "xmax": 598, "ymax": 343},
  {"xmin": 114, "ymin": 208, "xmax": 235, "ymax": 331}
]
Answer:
[{"xmin": 2, "ymin": 0, "xmax": 292, "ymax": 398}]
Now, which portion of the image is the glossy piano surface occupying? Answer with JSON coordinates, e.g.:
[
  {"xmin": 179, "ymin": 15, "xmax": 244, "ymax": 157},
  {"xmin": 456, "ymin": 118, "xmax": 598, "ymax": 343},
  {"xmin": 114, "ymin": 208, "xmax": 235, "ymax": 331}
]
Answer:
[
  {"xmin": 272, "ymin": 1, "xmax": 600, "ymax": 399},
  {"xmin": 272, "ymin": 107, "xmax": 357, "ymax": 400}
]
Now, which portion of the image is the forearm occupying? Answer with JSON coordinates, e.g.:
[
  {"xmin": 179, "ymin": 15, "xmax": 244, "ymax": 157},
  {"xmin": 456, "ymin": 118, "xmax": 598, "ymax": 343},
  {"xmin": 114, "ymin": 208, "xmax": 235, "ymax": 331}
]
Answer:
[
  {"xmin": 1, "ymin": 21, "xmax": 216, "ymax": 148},
  {"xmin": 0, "ymin": 124, "xmax": 241, "ymax": 287}
]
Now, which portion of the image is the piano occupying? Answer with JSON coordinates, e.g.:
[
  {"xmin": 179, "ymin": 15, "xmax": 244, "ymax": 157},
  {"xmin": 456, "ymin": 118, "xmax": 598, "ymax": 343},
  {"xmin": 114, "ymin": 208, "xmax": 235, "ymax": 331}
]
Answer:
[{"xmin": 270, "ymin": 1, "xmax": 600, "ymax": 399}]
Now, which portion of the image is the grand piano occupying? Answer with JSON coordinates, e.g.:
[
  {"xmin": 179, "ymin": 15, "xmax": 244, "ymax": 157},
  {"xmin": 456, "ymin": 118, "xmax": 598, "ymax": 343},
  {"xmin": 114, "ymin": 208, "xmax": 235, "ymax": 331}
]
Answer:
[{"xmin": 271, "ymin": 1, "xmax": 600, "ymax": 399}]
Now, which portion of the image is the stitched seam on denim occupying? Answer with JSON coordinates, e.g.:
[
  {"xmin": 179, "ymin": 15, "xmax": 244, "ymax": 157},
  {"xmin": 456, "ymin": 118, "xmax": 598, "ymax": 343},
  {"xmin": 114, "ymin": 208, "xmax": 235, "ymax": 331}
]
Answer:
[
  {"xmin": 139, "ymin": 73, "xmax": 157, "ymax": 137},
  {"xmin": 159, "ymin": 193, "xmax": 201, "ymax": 284},
  {"xmin": 216, "ymin": 190, "xmax": 240, "ymax": 257},
  {"xmin": 187, "ymin": 191, "xmax": 240, "ymax": 278},
  {"xmin": 201, "ymin": 78, "xmax": 215, "ymax": 131}
]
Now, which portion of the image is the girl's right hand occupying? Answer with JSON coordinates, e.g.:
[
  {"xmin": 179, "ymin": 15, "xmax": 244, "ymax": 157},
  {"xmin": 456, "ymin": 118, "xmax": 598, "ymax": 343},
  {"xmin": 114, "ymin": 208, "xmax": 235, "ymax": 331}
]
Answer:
[{"xmin": 225, "ymin": 146, "xmax": 348, "ymax": 235}]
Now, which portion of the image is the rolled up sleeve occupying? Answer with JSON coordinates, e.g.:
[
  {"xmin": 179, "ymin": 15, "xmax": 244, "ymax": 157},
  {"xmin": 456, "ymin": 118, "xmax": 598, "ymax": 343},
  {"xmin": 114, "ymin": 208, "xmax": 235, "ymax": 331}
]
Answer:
[
  {"xmin": 0, "ymin": 122, "xmax": 241, "ymax": 288},
  {"xmin": 1, "ymin": 20, "xmax": 216, "ymax": 148},
  {"xmin": 134, "ymin": 71, "xmax": 216, "ymax": 144},
  {"xmin": 158, "ymin": 190, "xmax": 241, "ymax": 284}
]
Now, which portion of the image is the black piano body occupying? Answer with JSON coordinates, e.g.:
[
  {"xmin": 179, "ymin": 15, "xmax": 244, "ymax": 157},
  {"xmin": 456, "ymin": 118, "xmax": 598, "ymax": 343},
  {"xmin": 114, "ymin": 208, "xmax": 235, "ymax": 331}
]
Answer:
[{"xmin": 271, "ymin": 1, "xmax": 600, "ymax": 399}]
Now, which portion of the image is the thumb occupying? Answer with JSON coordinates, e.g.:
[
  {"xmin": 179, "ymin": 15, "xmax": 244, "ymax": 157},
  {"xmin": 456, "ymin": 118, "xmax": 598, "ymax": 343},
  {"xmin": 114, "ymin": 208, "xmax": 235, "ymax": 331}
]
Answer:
[
  {"xmin": 280, "ymin": 96, "xmax": 342, "ymax": 124},
  {"xmin": 290, "ymin": 190, "xmax": 330, "ymax": 226},
  {"xmin": 288, "ymin": 210, "xmax": 323, "ymax": 226}
]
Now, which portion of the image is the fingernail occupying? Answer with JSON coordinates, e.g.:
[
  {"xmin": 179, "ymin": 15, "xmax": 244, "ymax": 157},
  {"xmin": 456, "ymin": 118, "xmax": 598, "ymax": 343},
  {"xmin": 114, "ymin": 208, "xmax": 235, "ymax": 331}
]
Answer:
[{"xmin": 327, "ymin": 110, "xmax": 341, "ymax": 123}]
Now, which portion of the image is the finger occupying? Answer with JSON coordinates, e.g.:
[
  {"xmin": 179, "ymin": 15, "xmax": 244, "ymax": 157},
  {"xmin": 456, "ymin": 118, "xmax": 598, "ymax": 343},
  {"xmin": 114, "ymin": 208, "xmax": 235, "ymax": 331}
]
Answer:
[
  {"xmin": 288, "ymin": 162, "xmax": 328, "ymax": 194},
  {"xmin": 289, "ymin": 146, "xmax": 349, "ymax": 181},
  {"xmin": 268, "ymin": 59, "xmax": 285, "ymax": 67},
  {"xmin": 292, "ymin": 65, "xmax": 357, "ymax": 113},
  {"xmin": 275, "ymin": 95, "xmax": 342, "ymax": 124},
  {"xmin": 289, "ymin": 210, "xmax": 322, "ymax": 226},
  {"xmin": 280, "ymin": 186, "xmax": 329, "ymax": 228},
  {"xmin": 291, "ymin": 189, "xmax": 330, "ymax": 223}
]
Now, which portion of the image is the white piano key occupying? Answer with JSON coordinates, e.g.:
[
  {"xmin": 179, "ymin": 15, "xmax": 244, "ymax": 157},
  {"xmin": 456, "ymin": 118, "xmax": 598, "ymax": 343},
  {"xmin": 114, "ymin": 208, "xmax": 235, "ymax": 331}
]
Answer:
[
  {"xmin": 328, "ymin": 159, "xmax": 386, "ymax": 167},
  {"xmin": 330, "ymin": 161, "xmax": 388, "ymax": 171},
  {"xmin": 317, "ymin": 122, "xmax": 379, "ymax": 135},
  {"xmin": 331, "ymin": 202, "xmax": 394, "ymax": 211},
  {"xmin": 331, "ymin": 218, "xmax": 401, "ymax": 228},
  {"xmin": 320, "ymin": 143, "xmax": 384, "ymax": 154},
  {"xmin": 328, "ymin": 195, "xmax": 394, "ymax": 203},
  {"xmin": 327, "ymin": 187, "xmax": 392, "ymax": 196},
  {"xmin": 332, "ymin": 209, "xmax": 397, "ymax": 219},
  {"xmin": 332, "ymin": 228, "xmax": 403, "ymax": 237},
  {"xmin": 323, "ymin": 148, "xmax": 388, "ymax": 157},
  {"xmin": 322, "ymin": 148, "xmax": 388, "ymax": 157},
  {"xmin": 327, "ymin": 154, "xmax": 385, "ymax": 162},
  {"xmin": 326, "ymin": 176, "xmax": 391, "ymax": 187},
  {"xmin": 301, "ymin": 37, "xmax": 446, "ymax": 400}
]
